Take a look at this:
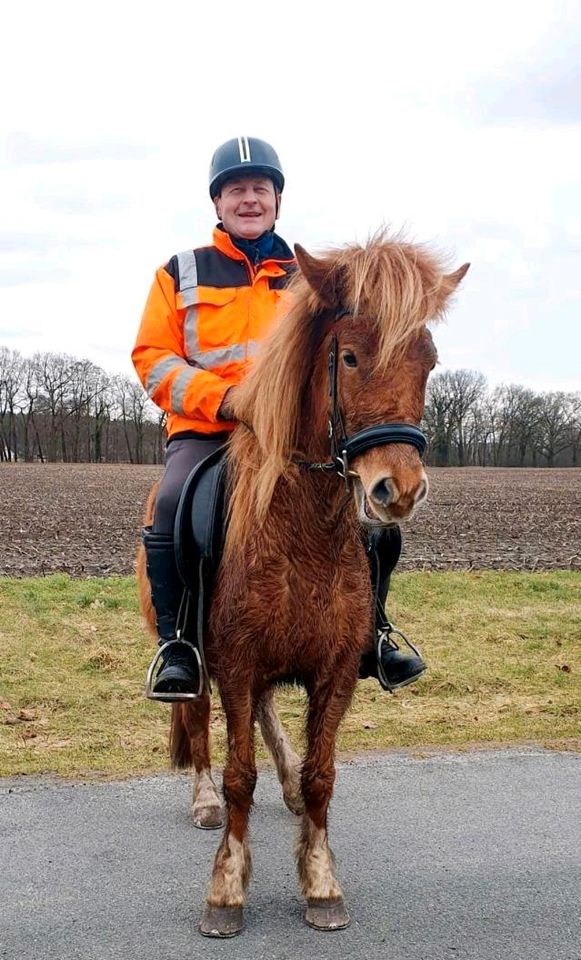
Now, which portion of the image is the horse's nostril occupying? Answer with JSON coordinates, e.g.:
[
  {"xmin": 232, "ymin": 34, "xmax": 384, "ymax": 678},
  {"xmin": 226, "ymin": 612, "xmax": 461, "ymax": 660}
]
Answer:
[
  {"xmin": 414, "ymin": 479, "xmax": 428, "ymax": 504},
  {"xmin": 370, "ymin": 478, "xmax": 394, "ymax": 507}
]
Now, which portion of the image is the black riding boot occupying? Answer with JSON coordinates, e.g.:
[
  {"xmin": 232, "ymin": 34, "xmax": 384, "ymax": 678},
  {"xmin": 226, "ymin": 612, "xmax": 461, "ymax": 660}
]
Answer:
[
  {"xmin": 143, "ymin": 528, "xmax": 201, "ymax": 701},
  {"xmin": 359, "ymin": 527, "xmax": 427, "ymax": 691}
]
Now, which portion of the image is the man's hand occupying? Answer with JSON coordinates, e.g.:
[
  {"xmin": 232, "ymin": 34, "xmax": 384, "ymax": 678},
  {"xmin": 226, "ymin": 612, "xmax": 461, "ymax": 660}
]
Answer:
[{"xmin": 218, "ymin": 386, "xmax": 237, "ymax": 421}]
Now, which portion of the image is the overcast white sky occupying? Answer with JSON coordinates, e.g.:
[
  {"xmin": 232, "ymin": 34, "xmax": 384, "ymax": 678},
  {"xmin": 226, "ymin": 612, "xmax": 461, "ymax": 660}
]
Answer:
[{"xmin": 1, "ymin": 0, "xmax": 580, "ymax": 393}]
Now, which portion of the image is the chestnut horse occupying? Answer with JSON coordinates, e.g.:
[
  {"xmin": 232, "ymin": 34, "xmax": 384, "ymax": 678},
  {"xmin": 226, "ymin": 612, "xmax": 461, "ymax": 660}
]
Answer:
[{"xmin": 137, "ymin": 233, "xmax": 469, "ymax": 936}]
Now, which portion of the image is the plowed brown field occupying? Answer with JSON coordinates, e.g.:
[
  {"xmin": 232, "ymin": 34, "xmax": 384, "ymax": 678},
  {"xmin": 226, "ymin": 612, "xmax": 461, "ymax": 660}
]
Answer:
[{"xmin": 0, "ymin": 464, "xmax": 579, "ymax": 577}]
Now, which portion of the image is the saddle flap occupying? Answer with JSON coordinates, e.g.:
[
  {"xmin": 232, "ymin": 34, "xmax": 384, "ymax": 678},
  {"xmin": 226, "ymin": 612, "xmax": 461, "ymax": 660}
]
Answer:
[{"xmin": 174, "ymin": 445, "xmax": 228, "ymax": 587}]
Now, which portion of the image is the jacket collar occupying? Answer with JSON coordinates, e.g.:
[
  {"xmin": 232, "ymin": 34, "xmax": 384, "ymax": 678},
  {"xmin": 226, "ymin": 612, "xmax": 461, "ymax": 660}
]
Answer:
[{"xmin": 213, "ymin": 225, "xmax": 295, "ymax": 266}]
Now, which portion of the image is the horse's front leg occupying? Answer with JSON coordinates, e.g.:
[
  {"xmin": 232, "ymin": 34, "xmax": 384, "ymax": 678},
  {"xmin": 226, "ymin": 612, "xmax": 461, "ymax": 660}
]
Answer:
[
  {"xmin": 199, "ymin": 687, "xmax": 256, "ymax": 938},
  {"xmin": 297, "ymin": 668, "xmax": 357, "ymax": 931},
  {"xmin": 257, "ymin": 688, "xmax": 304, "ymax": 816}
]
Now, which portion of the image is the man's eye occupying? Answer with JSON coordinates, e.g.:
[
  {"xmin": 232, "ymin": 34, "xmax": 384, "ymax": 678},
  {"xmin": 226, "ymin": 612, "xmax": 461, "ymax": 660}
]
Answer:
[{"xmin": 342, "ymin": 352, "xmax": 358, "ymax": 368}]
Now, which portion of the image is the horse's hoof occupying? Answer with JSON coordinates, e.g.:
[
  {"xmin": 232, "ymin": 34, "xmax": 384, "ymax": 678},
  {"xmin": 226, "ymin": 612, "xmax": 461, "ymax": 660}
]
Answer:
[
  {"xmin": 192, "ymin": 804, "xmax": 224, "ymax": 830},
  {"xmin": 199, "ymin": 904, "xmax": 244, "ymax": 938},
  {"xmin": 305, "ymin": 897, "xmax": 350, "ymax": 931}
]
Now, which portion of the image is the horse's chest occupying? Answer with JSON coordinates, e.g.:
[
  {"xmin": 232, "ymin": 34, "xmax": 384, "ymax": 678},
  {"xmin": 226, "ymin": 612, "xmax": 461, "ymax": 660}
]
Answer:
[{"xmin": 247, "ymin": 550, "xmax": 371, "ymax": 634}]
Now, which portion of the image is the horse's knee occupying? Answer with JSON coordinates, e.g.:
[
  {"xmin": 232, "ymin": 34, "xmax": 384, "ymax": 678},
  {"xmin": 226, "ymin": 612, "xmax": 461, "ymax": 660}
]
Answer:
[
  {"xmin": 301, "ymin": 765, "xmax": 335, "ymax": 816},
  {"xmin": 222, "ymin": 763, "xmax": 257, "ymax": 811}
]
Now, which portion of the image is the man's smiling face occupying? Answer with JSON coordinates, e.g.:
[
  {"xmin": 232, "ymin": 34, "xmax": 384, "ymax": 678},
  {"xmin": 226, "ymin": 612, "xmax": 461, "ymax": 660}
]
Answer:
[{"xmin": 215, "ymin": 175, "xmax": 279, "ymax": 240}]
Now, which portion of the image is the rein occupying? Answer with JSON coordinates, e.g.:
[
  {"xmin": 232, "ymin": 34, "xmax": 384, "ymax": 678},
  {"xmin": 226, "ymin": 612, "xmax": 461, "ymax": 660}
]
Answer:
[{"xmin": 294, "ymin": 319, "xmax": 427, "ymax": 486}]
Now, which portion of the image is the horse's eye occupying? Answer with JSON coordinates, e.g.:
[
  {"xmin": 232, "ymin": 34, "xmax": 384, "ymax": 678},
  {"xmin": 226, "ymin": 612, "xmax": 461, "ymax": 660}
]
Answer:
[{"xmin": 342, "ymin": 352, "xmax": 358, "ymax": 368}]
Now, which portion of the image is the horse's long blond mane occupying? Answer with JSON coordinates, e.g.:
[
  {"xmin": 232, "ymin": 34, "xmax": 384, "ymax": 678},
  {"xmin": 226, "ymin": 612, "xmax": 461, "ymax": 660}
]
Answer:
[{"xmin": 225, "ymin": 231, "xmax": 452, "ymax": 557}]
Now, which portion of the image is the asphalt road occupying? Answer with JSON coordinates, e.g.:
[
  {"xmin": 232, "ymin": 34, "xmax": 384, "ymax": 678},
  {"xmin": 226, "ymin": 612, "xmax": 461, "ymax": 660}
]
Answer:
[{"xmin": 1, "ymin": 748, "xmax": 580, "ymax": 960}]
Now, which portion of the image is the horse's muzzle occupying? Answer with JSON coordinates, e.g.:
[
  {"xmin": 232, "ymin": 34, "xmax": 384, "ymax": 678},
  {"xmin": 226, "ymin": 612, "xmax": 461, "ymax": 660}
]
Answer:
[{"xmin": 352, "ymin": 454, "xmax": 429, "ymax": 525}]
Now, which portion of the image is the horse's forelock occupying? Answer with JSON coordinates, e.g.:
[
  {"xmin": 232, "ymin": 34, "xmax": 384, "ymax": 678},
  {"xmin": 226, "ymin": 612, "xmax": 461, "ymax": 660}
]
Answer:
[{"xmin": 338, "ymin": 234, "xmax": 450, "ymax": 371}]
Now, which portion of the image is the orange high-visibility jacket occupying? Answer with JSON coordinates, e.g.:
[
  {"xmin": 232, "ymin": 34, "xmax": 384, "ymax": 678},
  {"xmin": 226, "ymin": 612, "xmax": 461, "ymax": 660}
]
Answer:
[{"xmin": 132, "ymin": 226, "xmax": 296, "ymax": 438}]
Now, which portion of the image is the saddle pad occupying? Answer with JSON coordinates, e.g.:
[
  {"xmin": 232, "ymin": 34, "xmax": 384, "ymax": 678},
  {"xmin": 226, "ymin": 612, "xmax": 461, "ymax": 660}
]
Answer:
[{"xmin": 174, "ymin": 445, "xmax": 228, "ymax": 588}]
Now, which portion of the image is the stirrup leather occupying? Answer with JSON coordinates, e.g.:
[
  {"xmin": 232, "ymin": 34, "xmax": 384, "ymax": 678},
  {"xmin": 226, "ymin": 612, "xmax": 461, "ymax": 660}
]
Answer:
[
  {"xmin": 145, "ymin": 636, "xmax": 204, "ymax": 702},
  {"xmin": 376, "ymin": 622, "xmax": 423, "ymax": 693}
]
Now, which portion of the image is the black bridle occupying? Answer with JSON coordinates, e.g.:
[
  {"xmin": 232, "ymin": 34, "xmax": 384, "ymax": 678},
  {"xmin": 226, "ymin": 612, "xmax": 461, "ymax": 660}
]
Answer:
[{"xmin": 295, "ymin": 325, "xmax": 427, "ymax": 485}]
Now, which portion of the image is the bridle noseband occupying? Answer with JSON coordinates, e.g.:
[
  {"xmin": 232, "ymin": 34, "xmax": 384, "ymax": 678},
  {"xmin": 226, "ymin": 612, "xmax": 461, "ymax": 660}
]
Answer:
[{"xmin": 295, "ymin": 314, "xmax": 427, "ymax": 486}]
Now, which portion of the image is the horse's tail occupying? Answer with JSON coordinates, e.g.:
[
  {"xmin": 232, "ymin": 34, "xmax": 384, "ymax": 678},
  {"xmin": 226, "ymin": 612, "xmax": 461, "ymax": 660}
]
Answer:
[
  {"xmin": 170, "ymin": 704, "xmax": 194, "ymax": 768},
  {"xmin": 170, "ymin": 699, "xmax": 210, "ymax": 770},
  {"xmin": 136, "ymin": 480, "xmax": 160, "ymax": 636}
]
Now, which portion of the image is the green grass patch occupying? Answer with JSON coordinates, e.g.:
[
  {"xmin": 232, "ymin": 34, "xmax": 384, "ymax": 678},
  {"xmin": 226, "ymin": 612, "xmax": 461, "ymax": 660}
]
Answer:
[{"xmin": 1, "ymin": 571, "xmax": 579, "ymax": 778}]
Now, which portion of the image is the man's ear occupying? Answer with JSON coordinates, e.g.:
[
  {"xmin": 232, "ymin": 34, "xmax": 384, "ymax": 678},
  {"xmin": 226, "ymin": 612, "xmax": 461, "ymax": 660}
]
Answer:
[
  {"xmin": 275, "ymin": 192, "xmax": 282, "ymax": 220},
  {"xmin": 214, "ymin": 196, "xmax": 222, "ymax": 220}
]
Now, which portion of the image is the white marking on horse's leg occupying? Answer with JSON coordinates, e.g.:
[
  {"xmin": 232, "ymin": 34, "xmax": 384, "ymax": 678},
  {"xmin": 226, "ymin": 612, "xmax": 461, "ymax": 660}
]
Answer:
[
  {"xmin": 207, "ymin": 834, "xmax": 251, "ymax": 908},
  {"xmin": 297, "ymin": 816, "xmax": 343, "ymax": 901},
  {"xmin": 192, "ymin": 768, "xmax": 224, "ymax": 830},
  {"xmin": 257, "ymin": 691, "xmax": 304, "ymax": 815}
]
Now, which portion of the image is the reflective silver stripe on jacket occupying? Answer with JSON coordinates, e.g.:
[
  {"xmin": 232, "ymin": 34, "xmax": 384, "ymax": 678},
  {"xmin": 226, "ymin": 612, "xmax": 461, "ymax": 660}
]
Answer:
[
  {"xmin": 145, "ymin": 355, "xmax": 189, "ymax": 397},
  {"xmin": 170, "ymin": 365, "xmax": 204, "ymax": 415},
  {"xmin": 176, "ymin": 250, "xmax": 198, "ymax": 307},
  {"xmin": 176, "ymin": 249, "xmax": 199, "ymax": 355},
  {"xmin": 187, "ymin": 339, "xmax": 261, "ymax": 369},
  {"xmin": 174, "ymin": 247, "xmax": 261, "ymax": 369},
  {"xmin": 184, "ymin": 305, "xmax": 200, "ymax": 360}
]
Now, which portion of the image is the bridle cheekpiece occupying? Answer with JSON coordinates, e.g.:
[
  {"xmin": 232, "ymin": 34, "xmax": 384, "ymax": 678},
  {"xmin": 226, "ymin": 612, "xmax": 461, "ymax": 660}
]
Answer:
[{"xmin": 294, "ymin": 309, "xmax": 427, "ymax": 486}]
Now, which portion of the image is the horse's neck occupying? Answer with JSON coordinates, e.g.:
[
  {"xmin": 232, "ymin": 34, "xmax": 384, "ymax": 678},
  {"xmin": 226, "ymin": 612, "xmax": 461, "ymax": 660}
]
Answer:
[{"xmin": 274, "ymin": 469, "xmax": 358, "ymax": 545}]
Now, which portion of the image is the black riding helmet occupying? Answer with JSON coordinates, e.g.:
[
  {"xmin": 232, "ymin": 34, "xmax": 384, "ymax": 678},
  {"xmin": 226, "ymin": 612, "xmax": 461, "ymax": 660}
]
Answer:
[{"xmin": 209, "ymin": 137, "xmax": 285, "ymax": 199}]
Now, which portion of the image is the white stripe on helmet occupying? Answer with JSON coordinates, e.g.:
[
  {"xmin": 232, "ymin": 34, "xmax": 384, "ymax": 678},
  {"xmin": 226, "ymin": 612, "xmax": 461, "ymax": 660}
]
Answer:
[{"xmin": 238, "ymin": 136, "xmax": 251, "ymax": 162}]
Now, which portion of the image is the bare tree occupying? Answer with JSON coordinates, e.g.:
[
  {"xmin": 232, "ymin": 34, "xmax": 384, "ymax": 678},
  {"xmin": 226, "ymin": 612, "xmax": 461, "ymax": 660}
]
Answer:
[
  {"xmin": 86, "ymin": 368, "xmax": 111, "ymax": 462},
  {"xmin": 489, "ymin": 385, "xmax": 541, "ymax": 466},
  {"xmin": 424, "ymin": 372, "xmax": 455, "ymax": 465},
  {"xmin": 31, "ymin": 352, "xmax": 78, "ymax": 462},
  {"xmin": 111, "ymin": 374, "xmax": 152, "ymax": 463},
  {"xmin": 0, "ymin": 347, "xmax": 25, "ymax": 461},
  {"xmin": 20, "ymin": 358, "xmax": 44, "ymax": 461},
  {"xmin": 424, "ymin": 370, "xmax": 486, "ymax": 465},
  {"xmin": 532, "ymin": 392, "xmax": 572, "ymax": 466},
  {"xmin": 564, "ymin": 394, "xmax": 581, "ymax": 466}
]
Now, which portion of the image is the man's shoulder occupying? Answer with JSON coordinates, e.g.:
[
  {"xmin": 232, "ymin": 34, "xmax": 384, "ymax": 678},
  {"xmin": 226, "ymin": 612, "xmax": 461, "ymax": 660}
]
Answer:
[
  {"xmin": 163, "ymin": 241, "xmax": 213, "ymax": 270},
  {"xmin": 163, "ymin": 244, "xmax": 248, "ymax": 292}
]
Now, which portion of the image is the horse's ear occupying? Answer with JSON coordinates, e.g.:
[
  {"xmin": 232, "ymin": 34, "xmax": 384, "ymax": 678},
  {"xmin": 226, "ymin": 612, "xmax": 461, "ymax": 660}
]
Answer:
[
  {"xmin": 294, "ymin": 244, "xmax": 339, "ymax": 307},
  {"xmin": 443, "ymin": 263, "xmax": 470, "ymax": 290},
  {"xmin": 437, "ymin": 262, "xmax": 470, "ymax": 311}
]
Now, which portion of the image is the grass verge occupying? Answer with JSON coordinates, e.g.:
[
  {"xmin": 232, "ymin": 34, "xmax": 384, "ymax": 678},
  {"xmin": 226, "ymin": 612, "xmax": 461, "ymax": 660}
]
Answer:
[{"xmin": 1, "ymin": 571, "xmax": 579, "ymax": 778}]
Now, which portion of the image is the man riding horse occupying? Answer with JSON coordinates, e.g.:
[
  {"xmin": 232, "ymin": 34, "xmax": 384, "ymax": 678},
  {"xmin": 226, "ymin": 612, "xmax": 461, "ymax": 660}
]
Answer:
[{"xmin": 132, "ymin": 136, "xmax": 425, "ymax": 700}]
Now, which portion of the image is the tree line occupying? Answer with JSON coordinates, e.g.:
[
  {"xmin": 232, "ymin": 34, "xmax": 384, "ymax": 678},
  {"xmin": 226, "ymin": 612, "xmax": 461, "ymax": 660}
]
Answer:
[
  {"xmin": 0, "ymin": 347, "xmax": 164, "ymax": 464},
  {"xmin": 0, "ymin": 347, "xmax": 579, "ymax": 466}
]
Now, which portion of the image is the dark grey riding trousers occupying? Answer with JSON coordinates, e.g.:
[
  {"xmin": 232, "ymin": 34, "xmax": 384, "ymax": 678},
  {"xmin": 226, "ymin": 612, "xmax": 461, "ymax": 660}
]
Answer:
[{"xmin": 153, "ymin": 435, "xmax": 228, "ymax": 536}]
